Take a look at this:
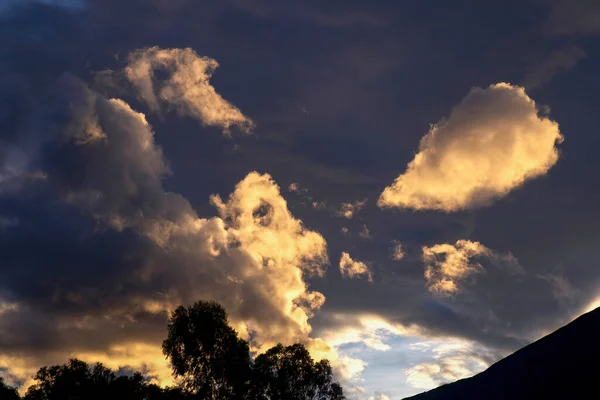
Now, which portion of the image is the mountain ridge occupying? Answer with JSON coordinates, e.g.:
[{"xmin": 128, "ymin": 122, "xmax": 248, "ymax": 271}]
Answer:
[{"xmin": 404, "ymin": 307, "xmax": 600, "ymax": 400}]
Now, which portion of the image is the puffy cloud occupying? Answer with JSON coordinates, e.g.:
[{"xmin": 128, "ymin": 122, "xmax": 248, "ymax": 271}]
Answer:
[
  {"xmin": 311, "ymin": 312, "xmax": 423, "ymax": 390},
  {"xmin": 316, "ymin": 313, "xmax": 418, "ymax": 352},
  {"xmin": 405, "ymin": 339, "xmax": 496, "ymax": 390},
  {"xmin": 0, "ymin": 76, "xmax": 332, "ymax": 386},
  {"xmin": 369, "ymin": 394, "xmax": 390, "ymax": 400},
  {"xmin": 359, "ymin": 225, "xmax": 371, "ymax": 239},
  {"xmin": 340, "ymin": 252, "xmax": 373, "ymax": 282},
  {"xmin": 338, "ymin": 199, "xmax": 367, "ymax": 218},
  {"xmin": 0, "ymin": 301, "xmax": 18, "ymax": 318},
  {"xmin": 422, "ymin": 240, "xmax": 521, "ymax": 296},
  {"xmin": 390, "ymin": 241, "xmax": 405, "ymax": 261},
  {"xmin": 125, "ymin": 47, "xmax": 254, "ymax": 134},
  {"xmin": 378, "ymin": 83, "xmax": 563, "ymax": 212},
  {"xmin": 311, "ymin": 201, "xmax": 326, "ymax": 210}
]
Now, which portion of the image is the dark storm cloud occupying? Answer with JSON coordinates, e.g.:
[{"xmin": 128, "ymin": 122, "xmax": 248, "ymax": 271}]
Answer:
[
  {"xmin": 3, "ymin": 0, "xmax": 600, "ymax": 395},
  {"xmin": 0, "ymin": 11, "xmax": 336, "ymax": 383}
]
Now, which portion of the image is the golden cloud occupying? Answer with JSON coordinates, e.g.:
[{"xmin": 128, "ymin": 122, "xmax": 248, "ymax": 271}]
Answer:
[
  {"xmin": 422, "ymin": 240, "xmax": 521, "ymax": 296},
  {"xmin": 125, "ymin": 47, "xmax": 254, "ymax": 134},
  {"xmin": 390, "ymin": 241, "xmax": 405, "ymax": 261},
  {"xmin": 378, "ymin": 83, "xmax": 563, "ymax": 211},
  {"xmin": 339, "ymin": 252, "xmax": 373, "ymax": 282},
  {"xmin": 338, "ymin": 199, "xmax": 367, "ymax": 219},
  {"xmin": 422, "ymin": 240, "xmax": 487, "ymax": 296},
  {"xmin": 0, "ymin": 79, "xmax": 339, "ymax": 390}
]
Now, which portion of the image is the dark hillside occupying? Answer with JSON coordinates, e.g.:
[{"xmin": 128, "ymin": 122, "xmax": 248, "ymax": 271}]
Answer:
[{"xmin": 405, "ymin": 307, "xmax": 600, "ymax": 400}]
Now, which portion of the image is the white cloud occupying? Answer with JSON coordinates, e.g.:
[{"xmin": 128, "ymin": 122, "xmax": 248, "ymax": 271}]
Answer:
[
  {"xmin": 317, "ymin": 313, "xmax": 416, "ymax": 352},
  {"xmin": 369, "ymin": 394, "xmax": 391, "ymax": 400},
  {"xmin": 313, "ymin": 312, "xmax": 423, "ymax": 391},
  {"xmin": 378, "ymin": 83, "xmax": 563, "ymax": 212},
  {"xmin": 405, "ymin": 339, "xmax": 495, "ymax": 390},
  {"xmin": 340, "ymin": 252, "xmax": 373, "ymax": 282},
  {"xmin": 125, "ymin": 47, "xmax": 254, "ymax": 134},
  {"xmin": 422, "ymin": 240, "xmax": 521, "ymax": 296}
]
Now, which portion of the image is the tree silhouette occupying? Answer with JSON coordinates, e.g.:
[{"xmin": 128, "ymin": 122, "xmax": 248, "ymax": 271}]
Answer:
[
  {"xmin": 23, "ymin": 358, "xmax": 188, "ymax": 400},
  {"xmin": 162, "ymin": 301, "xmax": 252, "ymax": 399},
  {"xmin": 5, "ymin": 300, "xmax": 343, "ymax": 400},
  {"xmin": 162, "ymin": 301, "xmax": 345, "ymax": 400},
  {"xmin": 0, "ymin": 376, "xmax": 20, "ymax": 400},
  {"xmin": 252, "ymin": 343, "xmax": 345, "ymax": 400}
]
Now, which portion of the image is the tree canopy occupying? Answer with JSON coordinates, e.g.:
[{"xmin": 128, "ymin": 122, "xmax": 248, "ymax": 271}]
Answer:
[
  {"xmin": 162, "ymin": 301, "xmax": 345, "ymax": 400},
  {"xmin": 162, "ymin": 301, "xmax": 252, "ymax": 399},
  {"xmin": 0, "ymin": 300, "xmax": 344, "ymax": 400},
  {"xmin": 252, "ymin": 343, "xmax": 345, "ymax": 400},
  {"xmin": 22, "ymin": 358, "xmax": 190, "ymax": 400},
  {"xmin": 0, "ymin": 377, "xmax": 20, "ymax": 400}
]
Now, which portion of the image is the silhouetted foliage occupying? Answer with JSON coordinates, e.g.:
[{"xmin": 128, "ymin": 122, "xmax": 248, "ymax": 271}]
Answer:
[
  {"xmin": 162, "ymin": 301, "xmax": 253, "ymax": 399},
  {"xmin": 0, "ymin": 377, "xmax": 20, "ymax": 400},
  {"xmin": 163, "ymin": 301, "xmax": 345, "ymax": 400},
  {"xmin": 252, "ymin": 343, "xmax": 345, "ymax": 400},
  {"xmin": 1, "ymin": 301, "xmax": 344, "ymax": 400},
  {"xmin": 23, "ymin": 358, "xmax": 189, "ymax": 400}
]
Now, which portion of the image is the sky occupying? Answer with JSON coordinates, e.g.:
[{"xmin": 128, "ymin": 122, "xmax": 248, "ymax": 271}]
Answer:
[{"xmin": 1, "ymin": 0, "xmax": 600, "ymax": 398}]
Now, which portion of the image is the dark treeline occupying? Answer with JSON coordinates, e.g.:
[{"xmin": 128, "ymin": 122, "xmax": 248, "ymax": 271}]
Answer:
[{"xmin": 0, "ymin": 301, "xmax": 345, "ymax": 400}]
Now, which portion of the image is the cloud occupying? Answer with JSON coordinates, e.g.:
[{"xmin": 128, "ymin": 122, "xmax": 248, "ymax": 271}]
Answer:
[
  {"xmin": 340, "ymin": 252, "xmax": 373, "ymax": 282},
  {"xmin": 311, "ymin": 201, "xmax": 326, "ymax": 210},
  {"xmin": 522, "ymin": 46, "xmax": 586, "ymax": 90},
  {"xmin": 316, "ymin": 313, "xmax": 417, "ymax": 352},
  {"xmin": 338, "ymin": 199, "xmax": 367, "ymax": 218},
  {"xmin": 390, "ymin": 241, "xmax": 405, "ymax": 261},
  {"xmin": 125, "ymin": 47, "xmax": 254, "ymax": 134},
  {"xmin": 422, "ymin": 240, "xmax": 522, "ymax": 296},
  {"xmin": 3, "ymin": 3, "xmax": 598, "ymax": 396},
  {"xmin": 369, "ymin": 394, "xmax": 390, "ymax": 400},
  {"xmin": 311, "ymin": 312, "xmax": 423, "ymax": 391},
  {"xmin": 378, "ymin": 83, "xmax": 563, "ymax": 212},
  {"xmin": 544, "ymin": 0, "xmax": 600, "ymax": 35},
  {"xmin": 405, "ymin": 339, "xmax": 496, "ymax": 390},
  {"xmin": 0, "ymin": 0, "xmax": 84, "ymax": 13},
  {"xmin": 359, "ymin": 225, "xmax": 371, "ymax": 239},
  {"xmin": 0, "ymin": 76, "xmax": 333, "ymax": 386},
  {"xmin": 537, "ymin": 273, "xmax": 579, "ymax": 302}
]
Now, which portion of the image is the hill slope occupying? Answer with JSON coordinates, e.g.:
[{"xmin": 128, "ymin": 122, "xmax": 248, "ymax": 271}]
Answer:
[{"xmin": 404, "ymin": 307, "xmax": 600, "ymax": 400}]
